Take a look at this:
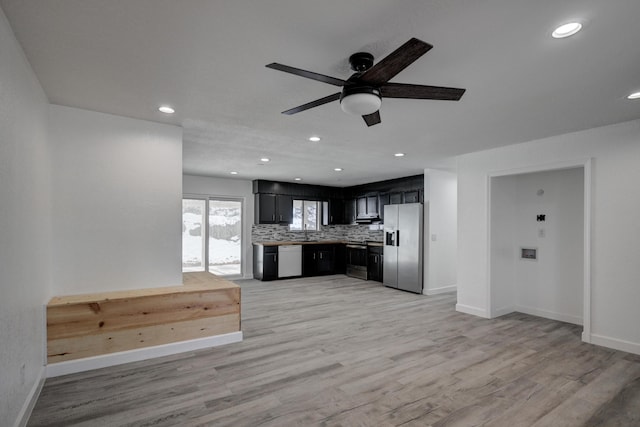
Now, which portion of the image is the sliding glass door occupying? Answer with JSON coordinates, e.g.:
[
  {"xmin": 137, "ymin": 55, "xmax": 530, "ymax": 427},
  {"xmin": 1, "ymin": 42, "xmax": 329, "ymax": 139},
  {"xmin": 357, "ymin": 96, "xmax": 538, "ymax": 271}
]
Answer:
[
  {"xmin": 208, "ymin": 199, "xmax": 242, "ymax": 276},
  {"xmin": 182, "ymin": 197, "xmax": 243, "ymax": 277}
]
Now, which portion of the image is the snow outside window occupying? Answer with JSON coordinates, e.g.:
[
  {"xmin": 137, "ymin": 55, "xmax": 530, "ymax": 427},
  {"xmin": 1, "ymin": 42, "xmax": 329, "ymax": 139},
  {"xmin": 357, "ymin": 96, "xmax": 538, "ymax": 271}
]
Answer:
[
  {"xmin": 290, "ymin": 200, "xmax": 320, "ymax": 231},
  {"xmin": 182, "ymin": 197, "xmax": 242, "ymax": 276}
]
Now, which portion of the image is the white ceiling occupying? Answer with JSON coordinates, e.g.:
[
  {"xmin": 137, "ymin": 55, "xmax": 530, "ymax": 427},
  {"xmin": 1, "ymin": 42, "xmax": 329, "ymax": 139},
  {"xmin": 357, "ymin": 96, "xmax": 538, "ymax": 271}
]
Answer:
[{"xmin": 2, "ymin": 0, "xmax": 640, "ymax": 186}]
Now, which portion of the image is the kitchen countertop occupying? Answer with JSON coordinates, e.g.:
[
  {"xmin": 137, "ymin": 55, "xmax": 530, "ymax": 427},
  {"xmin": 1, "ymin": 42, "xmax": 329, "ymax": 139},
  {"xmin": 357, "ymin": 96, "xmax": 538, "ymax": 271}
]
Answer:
[{"xmin": 254, "ymin": 240, "xmax": 383, "ymax": 247}]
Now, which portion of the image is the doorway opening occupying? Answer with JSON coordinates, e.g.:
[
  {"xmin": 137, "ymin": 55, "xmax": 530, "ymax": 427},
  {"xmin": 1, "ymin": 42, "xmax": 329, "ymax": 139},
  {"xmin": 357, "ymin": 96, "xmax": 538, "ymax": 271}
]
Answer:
[{"xmin": 487, "ymin": 160, "xmax": 591, "ymax": 339}]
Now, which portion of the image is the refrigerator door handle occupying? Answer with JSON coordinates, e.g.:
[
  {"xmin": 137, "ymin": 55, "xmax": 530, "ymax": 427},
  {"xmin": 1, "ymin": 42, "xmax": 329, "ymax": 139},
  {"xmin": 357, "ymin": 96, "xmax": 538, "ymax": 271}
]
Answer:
[{"xmin": 396, "ymin": 230, "xmax": 400, "ymax": 247}]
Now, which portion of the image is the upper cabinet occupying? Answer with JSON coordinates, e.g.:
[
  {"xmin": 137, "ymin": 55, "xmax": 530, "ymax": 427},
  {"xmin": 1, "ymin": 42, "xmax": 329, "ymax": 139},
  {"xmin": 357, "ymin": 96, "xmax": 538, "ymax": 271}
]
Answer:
[
  {"xmin": 356, "ymin": 194, "xmax": 379, "ymax": 221},
  {"xmin": 252, "ymin": 175, "xmax": 423, "ymax": 225},
  {"xmin": 255, "ymin": 193, "xmax": 292, "ymax": 224}
]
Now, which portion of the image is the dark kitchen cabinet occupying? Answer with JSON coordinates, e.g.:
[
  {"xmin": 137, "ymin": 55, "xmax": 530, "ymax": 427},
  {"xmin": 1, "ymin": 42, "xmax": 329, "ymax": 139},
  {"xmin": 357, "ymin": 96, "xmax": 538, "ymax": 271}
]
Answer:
[
  {"xmin": 253, "ymin": 245, "xmax": 278, "ymax": 281},
  {"xmin": 334, "ymin": 244, "xmax": 346, "ymax": 274},
  {"xmin": 276, "ymin": 195, "xmax": 293, "ymax": 223},
  {"xmin": 344, "ymin": 199, "xmax": 357, "ymax": 224},
  {"xmin": 378, "ymin": 193, "xmax": 390, "ymax": 222},
  {"xmin": 403, "ymin": 190, "xmax": 420, "ymax": 204},
  {"xmin": 356, "ymin": 194, "xmax": 379, "ymax": 220},
  {"xmin": 302, "ymin": 244, "xmax": 335, "ymax": 277},
  {"xmin": 328, "ymin": 198, "xmax": 344, "ymax": 224},
  {"xmin": 390, "ymin": 192, "xmax": 403, "ymax": 205},
  {"xmin": 367, "ymin": 246, "xmax": 383, "ymax": 282},
  {"xmin": 255, "ymin": 194, "xmax": 293, "ymax": 224}
]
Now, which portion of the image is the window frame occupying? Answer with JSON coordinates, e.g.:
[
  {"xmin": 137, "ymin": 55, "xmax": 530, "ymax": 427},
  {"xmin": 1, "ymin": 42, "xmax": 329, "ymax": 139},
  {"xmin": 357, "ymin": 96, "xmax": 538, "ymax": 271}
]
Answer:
[{"xmin": 290, "ymin": 199, "xmax": 321, "ymax": 232}]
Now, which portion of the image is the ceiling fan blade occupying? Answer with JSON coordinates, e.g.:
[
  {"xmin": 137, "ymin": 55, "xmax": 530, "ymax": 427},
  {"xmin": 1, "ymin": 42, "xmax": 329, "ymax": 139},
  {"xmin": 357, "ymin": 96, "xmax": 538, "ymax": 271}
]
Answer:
[
  {"xmin": 359, "ymin": 38, "xmax": 433, "ymax": 85},
  {"xmin": 266, "ymin": 63, "xmax": 346, "ymax": 86},
  {"xmin": 362, "ymin": 110, "xmax": 381, "ymax": 127},
  {"xmin": 380, "ymin": 83, "xmax": 466, "ymax": 100},
  {"xmin": 282, "ymin": 92, "xmax": 342, "ymax": 115}
]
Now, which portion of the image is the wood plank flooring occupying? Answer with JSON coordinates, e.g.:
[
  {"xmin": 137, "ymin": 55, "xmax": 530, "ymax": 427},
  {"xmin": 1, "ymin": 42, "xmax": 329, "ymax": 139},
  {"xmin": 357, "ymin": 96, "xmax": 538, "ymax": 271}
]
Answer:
[{"xmin": 28, "ymin": 275, "xmax": 640, "ymax": 426}]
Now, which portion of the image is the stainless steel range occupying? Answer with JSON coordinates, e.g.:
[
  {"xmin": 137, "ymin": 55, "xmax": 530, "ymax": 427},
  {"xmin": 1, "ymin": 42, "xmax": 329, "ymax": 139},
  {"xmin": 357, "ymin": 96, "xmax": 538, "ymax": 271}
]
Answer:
[{"xmin": 346, "ymin": 241, "xmax": 368, "ymax": 280}]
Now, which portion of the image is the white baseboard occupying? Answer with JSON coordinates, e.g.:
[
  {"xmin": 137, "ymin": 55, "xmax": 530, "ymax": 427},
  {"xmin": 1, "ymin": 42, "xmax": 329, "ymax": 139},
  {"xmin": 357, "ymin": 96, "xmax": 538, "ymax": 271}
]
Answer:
[
  {"xmin": 491, "ymin": 306, "xmax": 515, "ymax": 318},
  {"xmin": 14, "ymin": 365, "xmax": 45, "ymax": 427},
  {"xmin": 587, "ymin": 333, "xmax": 640, "ymax": 356},
  {"xmin": 46, "ymin": 331, "xmax": 243, "ymax": 378},
  {"xmin": 514, "ymin": 305, "xmax": 582, "ymax": 325},
  {"xmin": 456, "ymin": 303, "xmax": 489, "ymax": 318},
  {"xmin": 424, "ymin": 285, "xmax": 457, "ymax": 295}
]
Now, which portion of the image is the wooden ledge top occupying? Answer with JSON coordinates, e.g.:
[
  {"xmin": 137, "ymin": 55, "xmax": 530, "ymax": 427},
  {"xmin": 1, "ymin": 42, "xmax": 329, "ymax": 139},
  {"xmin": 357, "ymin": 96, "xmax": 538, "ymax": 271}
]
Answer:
[{"xmin": 48, "ymin": 272, "xmax": 239, "ymax": 306}]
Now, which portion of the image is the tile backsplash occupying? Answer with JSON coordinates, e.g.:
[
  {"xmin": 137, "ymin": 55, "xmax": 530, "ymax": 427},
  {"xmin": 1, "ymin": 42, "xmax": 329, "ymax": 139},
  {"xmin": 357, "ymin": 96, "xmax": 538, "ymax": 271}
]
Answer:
[{"xmin": 252, "ymin": 224, "xmax": 383, "ymax": 243}]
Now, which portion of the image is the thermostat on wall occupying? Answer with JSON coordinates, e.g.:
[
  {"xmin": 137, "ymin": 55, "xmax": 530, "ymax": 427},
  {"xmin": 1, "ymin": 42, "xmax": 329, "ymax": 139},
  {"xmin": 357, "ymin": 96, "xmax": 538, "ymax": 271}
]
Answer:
[{"xmin": 521, "ymin": 247, "xmax": 538, "ymax": 260}]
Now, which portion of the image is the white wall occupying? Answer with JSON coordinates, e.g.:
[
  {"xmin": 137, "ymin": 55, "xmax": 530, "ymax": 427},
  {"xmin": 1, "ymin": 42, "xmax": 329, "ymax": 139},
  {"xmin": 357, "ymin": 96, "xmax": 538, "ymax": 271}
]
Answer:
[
  {"xmin": 423, "ymin": 170, "xmax": 458, "ymax": 294},
  {"xmin": 0, "ymin": 7, "xmax": 51, "ymax": 426},
  {"xmin": 513, "ymin": 168, "xmax": 584, "ymax": 324},
  {"xmin": 489, "ymin": 176, "xmax": 517, "ymax": 315},
  {"xmin": 457, "ymin": 119, "xmax": 640, "ymax": 355},
  {"xmin": 183, "ymin": 174, "xmax": 254, "ymax": 278},
  {"xmin": 49, "ymin": 105, "xmax": 183, "ymax": 294}
]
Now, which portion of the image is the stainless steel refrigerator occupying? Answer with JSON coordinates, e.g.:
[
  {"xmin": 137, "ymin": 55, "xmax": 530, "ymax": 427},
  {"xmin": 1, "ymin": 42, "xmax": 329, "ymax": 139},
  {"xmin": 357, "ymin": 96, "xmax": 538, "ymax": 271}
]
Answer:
[{"xmin": 384, "ymin": 203, "xmax": 424, "ymax": 294}]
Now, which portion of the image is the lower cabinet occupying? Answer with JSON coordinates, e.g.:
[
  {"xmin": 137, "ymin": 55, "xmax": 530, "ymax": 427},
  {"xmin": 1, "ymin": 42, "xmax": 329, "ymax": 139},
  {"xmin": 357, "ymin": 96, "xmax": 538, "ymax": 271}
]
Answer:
[
  {"xmin": 367, "ymin": 246, "xmax": 383, "ymax": 282},
  {"xmin": 253, "ymin": 245, "xmax": 278, "ymax": 281},
  {"xmin": 303, "ymin": 245, "xmax": 335, "ymax": 277}
]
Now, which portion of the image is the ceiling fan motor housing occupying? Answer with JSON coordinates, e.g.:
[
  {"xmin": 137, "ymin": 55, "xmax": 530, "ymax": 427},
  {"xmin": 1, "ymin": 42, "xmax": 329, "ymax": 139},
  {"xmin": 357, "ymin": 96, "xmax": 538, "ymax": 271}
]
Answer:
[{"xmin": 349, "ymin": 52, "xmax": 374, "ymax": 72}]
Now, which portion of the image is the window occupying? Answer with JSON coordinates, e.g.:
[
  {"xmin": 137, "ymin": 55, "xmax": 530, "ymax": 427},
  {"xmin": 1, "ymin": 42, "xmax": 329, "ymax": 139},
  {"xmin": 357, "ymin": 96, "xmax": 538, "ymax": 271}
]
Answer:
[
  {"xmin": 182, "ymin": 197, "xmax": 243, "ymax": 276},
  {"xmin": 290, "ymin": 200, "xmax": 320, "ymax": 231}
]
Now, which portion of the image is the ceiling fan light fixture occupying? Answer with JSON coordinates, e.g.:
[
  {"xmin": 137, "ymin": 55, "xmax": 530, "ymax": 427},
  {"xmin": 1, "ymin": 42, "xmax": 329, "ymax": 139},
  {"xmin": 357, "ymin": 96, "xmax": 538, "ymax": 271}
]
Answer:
[
  {"xmin": 552, "ymin": 22, "xmax": 582, "ymax": 39},
  {"xmin": 340, "ymin": 87, "xmax": 381, "ymax": 116}
]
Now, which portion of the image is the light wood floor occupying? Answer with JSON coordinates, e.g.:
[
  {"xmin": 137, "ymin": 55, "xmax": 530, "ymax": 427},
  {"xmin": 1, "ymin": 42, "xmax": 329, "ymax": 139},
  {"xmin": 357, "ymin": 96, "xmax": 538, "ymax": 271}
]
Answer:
[{"xmin": 29, "ymin": 275, "xmax": 640, "ymax": 426}]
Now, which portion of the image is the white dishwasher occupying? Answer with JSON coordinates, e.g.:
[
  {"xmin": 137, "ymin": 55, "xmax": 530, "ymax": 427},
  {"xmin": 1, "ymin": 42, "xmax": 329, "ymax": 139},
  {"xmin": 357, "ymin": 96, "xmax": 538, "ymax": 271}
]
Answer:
[{"xmin": 278, "ymin": 245, "xmax": 302, "ymax": 278}]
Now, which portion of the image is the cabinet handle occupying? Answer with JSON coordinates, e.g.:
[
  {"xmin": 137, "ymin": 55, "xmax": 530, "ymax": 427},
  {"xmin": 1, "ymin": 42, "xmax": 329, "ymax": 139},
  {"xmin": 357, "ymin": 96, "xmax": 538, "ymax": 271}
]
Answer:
[
  {"xmin": 375, "ymin": 255, "xmax": 378, "ymax": 263},
  {"xmin": 274, "ymin": 254, "xmax": 277, "ymax": 262},
  {"xmin": 320, "ymin": 253, "xmax": 323, "ymax": 259},
  {"xmin": 279, "ymin": 214, "xmax": 282, "ymax": 221},
  {"xmin": 272, "ymin": 214, "xmax": 275, "ymax": 221},
  {"xmin": 313, "ymin": 253, "xmax": 316, "ymax": 260}
]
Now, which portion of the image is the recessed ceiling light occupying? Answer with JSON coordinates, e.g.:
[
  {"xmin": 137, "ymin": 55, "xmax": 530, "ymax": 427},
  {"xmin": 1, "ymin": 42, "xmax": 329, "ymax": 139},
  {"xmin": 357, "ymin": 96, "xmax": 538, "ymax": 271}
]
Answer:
[
  {"xmin": 309, "ymin": 136, "xmax": 321, "ymax": 142},
  {"xmin": 260, "ymin": 158, "xmax": 270, "ymax": 162},
  {"xmin": 334, "ymin": 168, "xmax": 343, "ymax": 172},
  {"xmin": 552, "ymin": 22, "xmax": 582, "ymax": 39},
  {"xmin": 158, "ymin": 105, "xmax": 175, "ymax": 114},
  {"xmin": 394, "ymin": 153, "xmax": 405, "ymax": 157},
  {"xmin": 230, "ymin": 171, "xmax": 238, "ymax": 175},
  {"xmin": 627, "ymin": 92, "xmax": 640, "ymax": 100},
  {"xmin": 294, "ymin": 177, "xmax": 302, "ymax": 181}
]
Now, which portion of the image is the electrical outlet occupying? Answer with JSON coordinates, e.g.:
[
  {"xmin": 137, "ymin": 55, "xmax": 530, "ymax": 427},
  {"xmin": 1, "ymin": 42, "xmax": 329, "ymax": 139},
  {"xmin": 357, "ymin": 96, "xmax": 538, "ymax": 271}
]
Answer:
[{"xmin": 538, "ymin": 228, "xmax": 545, "ymax": 238}]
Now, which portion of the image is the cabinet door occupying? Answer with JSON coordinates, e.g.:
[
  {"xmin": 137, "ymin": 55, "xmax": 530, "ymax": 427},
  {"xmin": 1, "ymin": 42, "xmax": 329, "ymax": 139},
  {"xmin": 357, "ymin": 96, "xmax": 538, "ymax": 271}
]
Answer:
[
  {"xmin": 256, "ymin": 194, "xmax": 277, "ymax": 224},
  {"xmin": 344, "ymin": 199, "xmax": 356, "ymax": 224},
  {"xmin": 334, "ymin": 244, "xmax": 346, "ymax": 274},
  {"xmin": 302, "ymin": 246, "xmax": 317, "ymax": 277},
  {"xmin": 404, "ymin": 190, "xmax": 419, "ymax": 204},
  {"xmin": 263, "ymin": 247, "xmax": 278, "ymax": 280},
  {"xmin": 366, "ymin": 195, "xmax": 379, "ymax": 217},
  {"xmin": 276, "ymin": 195, "xmax": 293, "ymax": 224},
  {"xmin": 356, "ymin": 197, "xmax": 367, "ymax": 218},
  {"xmin": 378, "ymin": 193, "xmax": 390, "ymax": 222},
  {"xmin": 390, "ymin": 192, "xmax": 403, "ymax": 205},
  {"xmin": 316, "ymin": 247, "xmax": 334, "ymax": 275},
  {"xmin": 329, "ymin": 199, "xmax": 344, "ymax": 224}
]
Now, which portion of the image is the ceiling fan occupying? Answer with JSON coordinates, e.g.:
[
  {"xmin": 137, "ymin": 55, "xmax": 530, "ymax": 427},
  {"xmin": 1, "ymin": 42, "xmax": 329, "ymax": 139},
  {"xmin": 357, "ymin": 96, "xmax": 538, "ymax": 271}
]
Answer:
[{"xmin": 266, "ymin": 38, "xmax": 466, "ymax": 127}]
